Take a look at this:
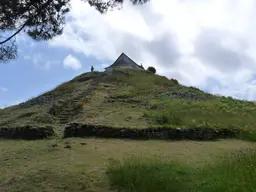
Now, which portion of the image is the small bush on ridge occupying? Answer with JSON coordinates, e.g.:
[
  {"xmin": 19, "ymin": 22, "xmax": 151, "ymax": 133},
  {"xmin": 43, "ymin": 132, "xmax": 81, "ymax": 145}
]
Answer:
[{"xmin": 147, "ymin": 66, "xmax": 156, "ymax": 74}]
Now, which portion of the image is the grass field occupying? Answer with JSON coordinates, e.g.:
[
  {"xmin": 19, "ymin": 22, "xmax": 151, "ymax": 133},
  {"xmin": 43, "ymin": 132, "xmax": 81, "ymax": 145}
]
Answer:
[{"xmin": 0, "ymin": 138, "xmax": 255, "ymax": 192}]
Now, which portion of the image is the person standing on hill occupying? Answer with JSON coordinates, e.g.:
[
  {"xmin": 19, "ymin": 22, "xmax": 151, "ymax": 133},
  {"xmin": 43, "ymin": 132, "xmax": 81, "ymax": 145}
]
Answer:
[{"xmin": 91, "ymin": 65, "xmax": 94, "ymax": 72}]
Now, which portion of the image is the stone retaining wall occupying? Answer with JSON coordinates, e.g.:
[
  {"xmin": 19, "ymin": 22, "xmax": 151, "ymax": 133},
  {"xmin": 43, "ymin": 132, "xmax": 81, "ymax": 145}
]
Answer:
[
  {"xmin": 64, "ymin": 123, "xmax": 240, "ymax": 141},
  {"xmin": 0, "ymin": 126, "xmax": 54, "ymax": 140}
]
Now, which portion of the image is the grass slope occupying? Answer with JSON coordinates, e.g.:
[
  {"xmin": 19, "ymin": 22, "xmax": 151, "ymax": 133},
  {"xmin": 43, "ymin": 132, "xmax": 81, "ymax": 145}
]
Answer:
[{"xmin": 1, "ymin": 69, "xmax": 256, "ymax": 138}]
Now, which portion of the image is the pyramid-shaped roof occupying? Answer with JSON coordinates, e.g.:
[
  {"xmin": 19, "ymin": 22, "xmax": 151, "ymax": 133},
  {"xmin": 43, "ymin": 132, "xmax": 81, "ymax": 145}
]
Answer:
[{"xmin": 105, "ymin": 53, "xmax": 144, "ymax": 70}]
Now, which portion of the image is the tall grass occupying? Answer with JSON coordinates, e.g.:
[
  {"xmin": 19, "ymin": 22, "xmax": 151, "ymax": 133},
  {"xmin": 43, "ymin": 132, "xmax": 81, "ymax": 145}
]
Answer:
[
  {"xmin": 194, "ymin": 149, "xmax": 256, "ymax": 192},
  {"xmin": 107, "ymin": 158, "xmax": 192, "ymax": 192},
  {"xmin": 107, "ymin": 150, "xmax": 256, "ymax": 192}
]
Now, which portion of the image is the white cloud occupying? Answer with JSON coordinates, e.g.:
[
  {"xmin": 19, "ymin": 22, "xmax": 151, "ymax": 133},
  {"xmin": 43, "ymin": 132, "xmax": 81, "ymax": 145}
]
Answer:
[
  {"xmin": 63, "ymin": 54, "xmax": 82, "ymax": 70},
  {"xmin": 24, "ymin": 53, "xmax": 60, "ymax": 70},
  {"xmin": 31, "ymin": 53, "xmax": 43, "ymax": 66},
  {"xmin": 44, "ymin": 60, "xmax": 60, "ymax": 70},
  {"xmin": 100, "ymin": 63, "xmax": 109, "ymax": 69},
  {"xmin": 0, "ymin": 87, "xmax": 8, "ymax": 92},
  {"xmin": 49, "ymin": 0, "xmax": 256, "ymax": 100},
  {"xmin": 24, "ymin": 55, "xmax": 31, "ymax": 60}
]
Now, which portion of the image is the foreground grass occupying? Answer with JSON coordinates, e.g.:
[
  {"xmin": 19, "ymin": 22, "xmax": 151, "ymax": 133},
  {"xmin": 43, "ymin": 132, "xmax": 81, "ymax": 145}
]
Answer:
[
  {"xmin": 108, "ymin": 149, "xmax": 256, "ymax": 192},
  {"xmin": 108, "ymin": 159, "xmax": 192, "ymax": 192},
  {"xmin": 0, "ymin": 138, "xmax": 255, "ymax": 192}
]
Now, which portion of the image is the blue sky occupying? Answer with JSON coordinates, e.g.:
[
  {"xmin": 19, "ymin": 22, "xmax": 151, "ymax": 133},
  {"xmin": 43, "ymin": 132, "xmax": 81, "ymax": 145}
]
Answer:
[
  {"xmin": 2, "ymin": 0, "xmax": 256, "ymax": 108},
  {"xmin": 0, "ymin": 36, "xmax": 109, "ymax": 108}
]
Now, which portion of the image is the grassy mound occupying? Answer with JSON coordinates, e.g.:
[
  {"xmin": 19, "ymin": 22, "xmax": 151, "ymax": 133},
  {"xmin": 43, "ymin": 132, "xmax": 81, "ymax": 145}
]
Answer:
[
  {"xmin": 107, "ymin": 149, "xmax": 256, "ymax": 192},
  {"xmin": 0, "ymin": 69, "xmax": 256, "ymax": 140}
]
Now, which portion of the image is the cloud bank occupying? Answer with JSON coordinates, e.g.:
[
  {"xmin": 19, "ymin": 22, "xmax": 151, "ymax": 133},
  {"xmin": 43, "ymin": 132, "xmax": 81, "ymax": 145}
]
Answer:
[{"xmin": 49, "ymin": 0, "xmax": 256, "ymax": 100}]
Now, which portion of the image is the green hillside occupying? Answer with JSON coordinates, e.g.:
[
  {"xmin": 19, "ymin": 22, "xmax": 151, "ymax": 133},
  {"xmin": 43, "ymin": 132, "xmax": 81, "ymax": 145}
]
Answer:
[{"xmin": 1, "ymin": 69, "xmax": 256, "ymax": 135}]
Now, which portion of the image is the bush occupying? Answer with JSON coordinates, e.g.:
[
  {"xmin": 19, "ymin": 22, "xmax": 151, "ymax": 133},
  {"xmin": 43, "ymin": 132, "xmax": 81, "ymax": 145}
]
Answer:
[
  {"xmin": 147, "ymin": 66, "xmax": 156, "ymax": 74},
  {"xmin": 48, "ymin": 100, "xmax": 83, "ymax": 117},
  {"xmin": 170, "ymin": 78, "xmax": 179, "ymax": 85},
  {"xmin": 155, "ymin": 113, "xmax": 169, "ymax": 125},
  {"xmin": 73, "ymin": 103, "xmax": 84, "ymax": 113},
  {"xmin": 30, "ymin": 113, "xmax": 58, "ymax": 124},
  {"xmin": 150, "ymin": 111, "xmax": 183, "ymax": 126}
]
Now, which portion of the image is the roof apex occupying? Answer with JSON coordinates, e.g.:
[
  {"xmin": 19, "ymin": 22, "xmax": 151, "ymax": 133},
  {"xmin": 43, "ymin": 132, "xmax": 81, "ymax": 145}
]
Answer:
[{"xmin": 105, "ymin": 52, "xmax": 140, "ymax": 69}]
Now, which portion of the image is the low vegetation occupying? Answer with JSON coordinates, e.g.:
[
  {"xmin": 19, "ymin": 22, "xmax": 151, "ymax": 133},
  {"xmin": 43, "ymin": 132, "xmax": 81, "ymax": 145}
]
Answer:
[
  {"xmin": 108, "ymin": 149, "xmax": 256, "ymax": 192},
  {"xmin": 0, "ymin": 138, "xmax": 255, "ymax": 192}
]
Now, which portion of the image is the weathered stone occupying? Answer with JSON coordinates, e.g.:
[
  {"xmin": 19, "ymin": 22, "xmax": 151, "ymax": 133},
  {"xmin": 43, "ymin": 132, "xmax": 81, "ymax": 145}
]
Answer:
[
  {"xmin": 0, "ymin": 126, "xmax": 54, "ymax": 140},
  {"xmin": 64, "ymin": 145, "xmax": 71, "ymax": 149},
  {"xmin": 64, "ymin": 123, "xmax": 240, "ymax": 141},
  {"xmin": 80, "ymin": 142, "xmax": 87, "ymax": 146},
  {"xmin": 52, "ymin": 144, "xmax": 58, "ymax": 147}
]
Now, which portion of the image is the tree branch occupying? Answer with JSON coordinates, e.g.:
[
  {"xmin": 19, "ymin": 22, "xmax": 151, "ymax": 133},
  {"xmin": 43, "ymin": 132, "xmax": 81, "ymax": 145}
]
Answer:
[
  {"xmin": 0, "ymin": 22, "xmax": 27, "ymax": 44},
  {"xmin": 0, "ymin": 0, "xmax": 53, "ymax": 45}
]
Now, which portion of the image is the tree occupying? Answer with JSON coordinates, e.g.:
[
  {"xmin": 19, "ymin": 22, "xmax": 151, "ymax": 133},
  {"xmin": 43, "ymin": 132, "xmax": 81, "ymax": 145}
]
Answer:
[
  {"xmin": 147, "ymin": 66, "xmax": 156, "ymax": 74},
  {"xmin": 0, "ymin": 0, "xmax": 149, "ymax": 63}
]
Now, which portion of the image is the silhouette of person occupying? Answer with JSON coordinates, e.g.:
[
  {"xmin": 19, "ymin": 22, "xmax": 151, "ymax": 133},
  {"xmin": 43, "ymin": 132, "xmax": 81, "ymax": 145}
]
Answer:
[{"xmin": 91, "ymin": 65, "xmax": 94, "ymax": 72}]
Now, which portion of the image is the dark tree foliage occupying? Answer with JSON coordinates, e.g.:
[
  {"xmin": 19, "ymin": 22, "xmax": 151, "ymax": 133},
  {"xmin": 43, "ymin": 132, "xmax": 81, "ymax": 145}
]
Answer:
[
  {"xmin": 86, "ymin": 0, "xmax": 149, "ymax": 13},
  {"xmin": 0, "ymin": 39, "xmax": 17, "ymax": 62},
  {"xmin": 0, "ymin": 0, "xmax": 70, "ymax": 63},
  {"xmin": 147, "ymin": 66, "xmax": 156, "ymax": 74},
  {"xmin": 0, "ymin": 0, "xmax": 149, "ymax": 63}
]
